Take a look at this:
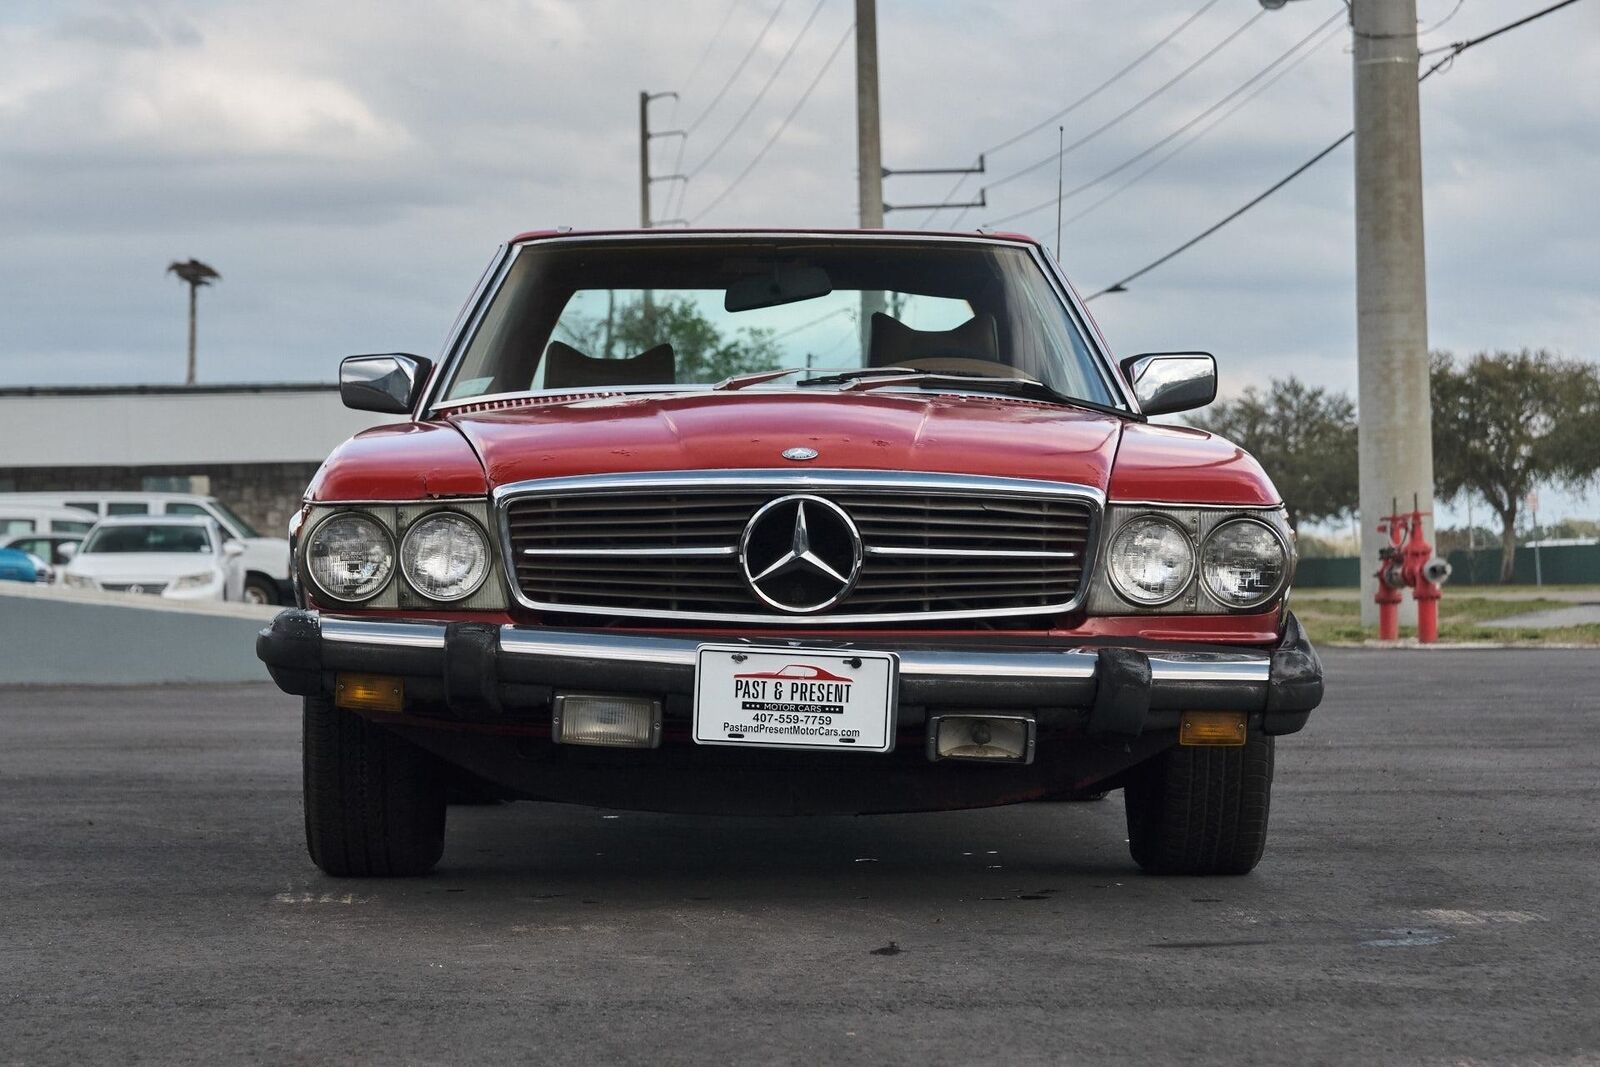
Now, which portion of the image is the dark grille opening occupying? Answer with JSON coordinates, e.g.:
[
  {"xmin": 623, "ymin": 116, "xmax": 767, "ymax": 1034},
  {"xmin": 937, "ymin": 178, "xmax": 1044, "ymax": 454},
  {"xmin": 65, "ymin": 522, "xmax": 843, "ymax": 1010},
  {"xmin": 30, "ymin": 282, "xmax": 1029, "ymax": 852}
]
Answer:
[{"xmin": 503, "ymin": 485, "xmax": 1094, "ymax": 624}]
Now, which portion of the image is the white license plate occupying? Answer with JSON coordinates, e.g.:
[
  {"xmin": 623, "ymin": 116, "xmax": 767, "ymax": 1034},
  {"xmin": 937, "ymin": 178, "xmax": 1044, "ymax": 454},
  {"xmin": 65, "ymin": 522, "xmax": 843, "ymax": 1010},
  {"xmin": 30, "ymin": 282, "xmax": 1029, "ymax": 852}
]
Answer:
[{"xmin": 692, "ymin": 645, "xmax": 899, "ymax": 753}]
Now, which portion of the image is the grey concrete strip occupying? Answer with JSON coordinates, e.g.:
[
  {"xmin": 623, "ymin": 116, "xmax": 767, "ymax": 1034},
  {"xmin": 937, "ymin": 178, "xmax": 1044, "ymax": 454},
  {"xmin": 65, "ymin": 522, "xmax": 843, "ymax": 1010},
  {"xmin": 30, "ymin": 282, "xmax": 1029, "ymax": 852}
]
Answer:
[
  {"xmin": 0, "ymin": 584, "xmax": 270, "ymax": 684},
  {"xmin": 4, "ymin": 649, "xmax": 1600, "ymax": 1063},
  {"xmin": 1484, "ymin": 604, "xmax": 1600, "ymax": 629}
]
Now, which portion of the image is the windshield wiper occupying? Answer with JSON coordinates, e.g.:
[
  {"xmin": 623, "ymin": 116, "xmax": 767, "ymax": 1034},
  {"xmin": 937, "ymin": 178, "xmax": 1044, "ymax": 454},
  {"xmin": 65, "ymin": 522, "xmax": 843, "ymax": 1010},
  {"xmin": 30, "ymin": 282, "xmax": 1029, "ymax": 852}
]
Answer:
[
  {"xmin": 807, "ymin": 369, "xmax": 1128, "ymax": 416},
  {"xmin": 792, "ymin": 367, "xmax": 923, "ymax": 387}
]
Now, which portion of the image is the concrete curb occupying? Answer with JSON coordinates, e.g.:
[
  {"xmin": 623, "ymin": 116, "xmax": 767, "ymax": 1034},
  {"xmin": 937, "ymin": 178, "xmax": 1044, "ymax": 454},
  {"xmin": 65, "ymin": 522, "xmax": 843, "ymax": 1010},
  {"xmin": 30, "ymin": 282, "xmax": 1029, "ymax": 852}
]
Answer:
[{"xmin": 0, "ymin": 583, "xmax": 274, "ymax": 685}]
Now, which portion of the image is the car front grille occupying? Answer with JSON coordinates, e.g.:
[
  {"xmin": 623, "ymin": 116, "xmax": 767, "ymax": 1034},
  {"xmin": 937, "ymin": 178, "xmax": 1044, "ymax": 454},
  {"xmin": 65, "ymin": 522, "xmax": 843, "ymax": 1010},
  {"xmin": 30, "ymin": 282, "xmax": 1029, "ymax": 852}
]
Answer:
[
  {"xmin": 500, "ymin": 473, "xmax": 1098, "ymax": 625},
  {"xmin": 100, "ymin": 582, "xmax": 168, "ymax": 595}
]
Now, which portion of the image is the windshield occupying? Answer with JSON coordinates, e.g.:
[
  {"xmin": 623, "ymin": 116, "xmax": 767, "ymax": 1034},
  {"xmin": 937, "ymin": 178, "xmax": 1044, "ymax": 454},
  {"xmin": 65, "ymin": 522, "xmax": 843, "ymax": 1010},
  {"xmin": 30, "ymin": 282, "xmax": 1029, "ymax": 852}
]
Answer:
[
  {"xmin": 82, "ymin": 524, "xmax": 213, "ymax": 554},
  {"xmin": 438, "ymin": 238, "xmax": 1117, "ymax": 407}
]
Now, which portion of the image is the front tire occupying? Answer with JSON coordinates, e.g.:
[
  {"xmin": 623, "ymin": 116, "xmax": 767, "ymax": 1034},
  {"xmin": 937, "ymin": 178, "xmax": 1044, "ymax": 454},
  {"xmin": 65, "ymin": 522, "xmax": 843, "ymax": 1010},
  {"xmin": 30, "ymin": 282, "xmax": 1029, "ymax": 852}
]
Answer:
[
  {"xmin": 1123, "ymin": 734, "xmax": 1274, "ymax": 875},
  {"xmin": 303, "ymin": 696, "xmax": 447, "ymax": 877},
  {"xmin": 243, "ymin": 575, "xmax": 280, "ymax": 605}
]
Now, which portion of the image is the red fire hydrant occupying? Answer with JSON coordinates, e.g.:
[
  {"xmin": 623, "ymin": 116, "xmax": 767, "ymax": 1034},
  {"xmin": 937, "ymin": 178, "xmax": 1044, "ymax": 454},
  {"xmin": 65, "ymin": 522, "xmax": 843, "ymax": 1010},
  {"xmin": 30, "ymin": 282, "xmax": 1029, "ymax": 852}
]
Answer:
[{"xmin": 1373, "ymin": 496, "xmax": 1452, "ymax": 643}]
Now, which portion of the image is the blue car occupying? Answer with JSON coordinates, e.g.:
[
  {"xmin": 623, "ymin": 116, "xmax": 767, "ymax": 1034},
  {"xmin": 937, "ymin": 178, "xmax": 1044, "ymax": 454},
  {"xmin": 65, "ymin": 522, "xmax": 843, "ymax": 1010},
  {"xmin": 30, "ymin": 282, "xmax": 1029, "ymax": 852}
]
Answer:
[{"xmin": 0, "ymin": 547, "xmax": 48, "ymax": 583}]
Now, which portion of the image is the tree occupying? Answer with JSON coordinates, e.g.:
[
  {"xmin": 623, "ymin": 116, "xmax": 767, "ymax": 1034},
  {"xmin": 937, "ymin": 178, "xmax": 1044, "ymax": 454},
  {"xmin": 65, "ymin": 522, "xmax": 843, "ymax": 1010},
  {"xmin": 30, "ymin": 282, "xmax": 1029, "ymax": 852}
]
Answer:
[
  {"xmin": 556, "ymin": 295, "xmax": 778, "ymax": 383},
  {"xmin": 1431, "ymin": 349, "xmax": 1600, "ymax": 582},
  {"xmin": 166, "ymin": 258, "xmax": 220, "ymax": 386},
  {"xmin": 1190, "ymin": 377, "xmax": 1358, "ymax": 531}
]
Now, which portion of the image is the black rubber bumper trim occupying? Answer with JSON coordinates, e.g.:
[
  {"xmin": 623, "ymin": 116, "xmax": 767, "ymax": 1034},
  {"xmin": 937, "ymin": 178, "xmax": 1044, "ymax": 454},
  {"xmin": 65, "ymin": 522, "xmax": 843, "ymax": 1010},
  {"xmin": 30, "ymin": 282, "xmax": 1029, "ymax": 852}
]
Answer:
[
  {"xmin": 1262, "ymin": 611, "xmax": 1323, "ymax": 734},
  {"xmin": 255, "ymin": 609, "xmax": 1323, "ymax": 735}
]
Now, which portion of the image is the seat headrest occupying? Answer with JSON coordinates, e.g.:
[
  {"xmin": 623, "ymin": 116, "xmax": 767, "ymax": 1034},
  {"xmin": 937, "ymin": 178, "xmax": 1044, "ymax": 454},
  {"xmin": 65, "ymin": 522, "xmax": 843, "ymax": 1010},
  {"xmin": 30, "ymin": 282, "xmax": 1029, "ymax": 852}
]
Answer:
[
  {"xmin": 867, "ymin": 312, "xmax": 1000, "ymax": 368},
  {"xmin": 543, "ymin": 340, "xmax": 676, "ymax": 389}
]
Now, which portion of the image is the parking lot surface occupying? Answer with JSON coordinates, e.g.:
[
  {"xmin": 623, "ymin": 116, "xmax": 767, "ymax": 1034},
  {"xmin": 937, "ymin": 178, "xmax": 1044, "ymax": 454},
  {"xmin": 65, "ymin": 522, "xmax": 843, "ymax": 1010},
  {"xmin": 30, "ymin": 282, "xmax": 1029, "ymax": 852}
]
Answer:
[{"xmin": 4, "ymin": 648, "xmax": 1598, "ymax": 1065}]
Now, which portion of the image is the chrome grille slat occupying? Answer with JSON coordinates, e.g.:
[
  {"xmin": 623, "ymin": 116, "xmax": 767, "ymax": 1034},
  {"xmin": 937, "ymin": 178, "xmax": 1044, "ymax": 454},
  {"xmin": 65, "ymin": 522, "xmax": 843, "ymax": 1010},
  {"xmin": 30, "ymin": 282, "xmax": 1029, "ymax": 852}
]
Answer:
[{"xmin": 500, "ymin": 471, "xmax": 1098, "ymax": 626}]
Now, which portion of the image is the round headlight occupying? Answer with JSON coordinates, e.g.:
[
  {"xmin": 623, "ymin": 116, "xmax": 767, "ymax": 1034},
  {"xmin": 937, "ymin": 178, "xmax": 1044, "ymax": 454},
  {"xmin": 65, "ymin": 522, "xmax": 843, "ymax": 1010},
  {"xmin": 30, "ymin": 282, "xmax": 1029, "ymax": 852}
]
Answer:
[
  {"xmin": 305, "ymin": 513, "xmax": 393, "ymax": 602},
  {"xmin": 1107, "ymin": 515, "xmax": 1195, "ymax": 605},
  {"xmin": 401, "ymin": 513, "xmax": 489, "ymax": 602},
  {"xmin": 1201, "ymin": 518, "xmax": 1288, "ymax": 608}
]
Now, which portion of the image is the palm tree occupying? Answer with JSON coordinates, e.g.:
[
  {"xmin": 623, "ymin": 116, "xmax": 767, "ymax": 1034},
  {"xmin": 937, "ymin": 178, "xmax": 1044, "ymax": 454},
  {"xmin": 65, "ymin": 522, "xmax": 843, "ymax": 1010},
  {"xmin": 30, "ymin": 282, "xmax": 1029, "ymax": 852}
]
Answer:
[{"xmin": 167, "ymin": 259, "xmax": 220, "ymax": 385}]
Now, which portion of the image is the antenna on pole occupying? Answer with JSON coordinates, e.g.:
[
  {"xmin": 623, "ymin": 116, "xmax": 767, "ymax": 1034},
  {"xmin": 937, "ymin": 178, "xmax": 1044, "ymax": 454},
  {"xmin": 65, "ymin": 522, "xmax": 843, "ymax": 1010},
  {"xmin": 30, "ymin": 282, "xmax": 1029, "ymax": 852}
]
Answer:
[{"xmin": 1054, "ymin": 125, "xmax": 1065, "ymax": 261}]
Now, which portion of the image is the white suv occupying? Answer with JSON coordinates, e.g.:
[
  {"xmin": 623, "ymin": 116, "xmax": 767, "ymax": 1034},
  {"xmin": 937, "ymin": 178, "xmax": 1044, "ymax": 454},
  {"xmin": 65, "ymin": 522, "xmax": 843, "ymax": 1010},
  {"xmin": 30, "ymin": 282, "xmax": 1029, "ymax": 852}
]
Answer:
[{"xmin": 0, "ymin": 492, "xmax": 290, "ymax": 604}]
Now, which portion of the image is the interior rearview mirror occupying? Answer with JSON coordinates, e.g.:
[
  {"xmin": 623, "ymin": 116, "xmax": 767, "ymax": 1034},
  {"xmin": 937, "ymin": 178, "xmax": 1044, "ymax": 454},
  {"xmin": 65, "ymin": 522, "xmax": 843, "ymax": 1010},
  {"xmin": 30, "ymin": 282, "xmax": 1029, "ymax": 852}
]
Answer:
[
  {"xmin": 1120, "ymin": 352, "xmax": 1217, "ymax": 416},
  {"xmin": 724, "ymin": 265, "xmax": 832, "ymax": 313},
  {"xmin": 340, "ymin": 353, "xmax": 434, "ymax": 415}
]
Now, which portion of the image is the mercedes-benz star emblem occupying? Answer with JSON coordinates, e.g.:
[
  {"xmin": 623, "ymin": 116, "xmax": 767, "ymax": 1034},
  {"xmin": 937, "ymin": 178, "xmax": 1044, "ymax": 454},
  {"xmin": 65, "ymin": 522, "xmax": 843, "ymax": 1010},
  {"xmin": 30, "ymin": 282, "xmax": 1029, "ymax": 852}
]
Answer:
[
  {"xmin": 781, "ymin": 446, "xmax": 818, "ymax": 461},
  {"xmin": 739, "ymin": 495, "xmax": 862, "ymax": 613}
]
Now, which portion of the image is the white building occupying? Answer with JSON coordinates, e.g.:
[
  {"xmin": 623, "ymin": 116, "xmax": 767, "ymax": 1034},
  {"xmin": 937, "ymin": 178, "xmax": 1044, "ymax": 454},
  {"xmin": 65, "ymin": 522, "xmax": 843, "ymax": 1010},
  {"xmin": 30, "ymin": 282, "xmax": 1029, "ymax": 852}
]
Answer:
[{"xmin": 0, "ymin": 384, "xmax": 400, "ymax": 536}]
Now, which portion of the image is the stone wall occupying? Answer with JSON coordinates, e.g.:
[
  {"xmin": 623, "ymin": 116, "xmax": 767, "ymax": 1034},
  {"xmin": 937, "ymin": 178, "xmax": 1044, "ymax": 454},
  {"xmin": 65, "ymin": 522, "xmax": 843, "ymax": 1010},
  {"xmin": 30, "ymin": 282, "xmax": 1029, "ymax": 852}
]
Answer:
[{"xmin": 0, "ymin": 462, "xmax": 321, "ymax": 538}]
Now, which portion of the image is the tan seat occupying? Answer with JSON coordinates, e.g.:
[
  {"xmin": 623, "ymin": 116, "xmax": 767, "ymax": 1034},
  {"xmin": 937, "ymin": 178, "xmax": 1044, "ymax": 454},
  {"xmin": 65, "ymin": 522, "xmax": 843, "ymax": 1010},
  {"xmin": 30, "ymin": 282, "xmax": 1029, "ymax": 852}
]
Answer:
[
  {"xmin": 867, "ymin": 312, "xmax": 1000, "ymax": 368},
  {"xmin": 543, "ymin": 340, "xmax": 676, "ymax": 388}
]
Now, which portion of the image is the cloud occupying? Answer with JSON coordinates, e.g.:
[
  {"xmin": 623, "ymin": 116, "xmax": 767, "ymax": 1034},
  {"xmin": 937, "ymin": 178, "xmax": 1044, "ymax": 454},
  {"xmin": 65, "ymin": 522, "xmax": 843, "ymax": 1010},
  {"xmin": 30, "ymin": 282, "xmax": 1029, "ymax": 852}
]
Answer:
[{"xmin": 0, "ymin": 0, "xmax": 1593, "ymax": 417}]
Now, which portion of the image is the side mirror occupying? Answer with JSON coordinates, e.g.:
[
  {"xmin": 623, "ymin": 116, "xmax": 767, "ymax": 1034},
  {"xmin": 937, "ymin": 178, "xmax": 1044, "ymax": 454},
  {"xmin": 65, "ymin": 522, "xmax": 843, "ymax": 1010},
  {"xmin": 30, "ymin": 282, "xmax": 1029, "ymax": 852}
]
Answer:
[
  {"xmin": 58, "ymin": 542, "xmax": 78, "ymax": 561},
  {"xmin": 340, "ymin": 353, "xmax": 434, "ymax": 414},
  {"xmin": 223, "ymin": 541, "xmax": 246, "ymax": 558},
  {"xmin": 1120, "ymin": 352, "xmax": 1217, "ymax": 416}
]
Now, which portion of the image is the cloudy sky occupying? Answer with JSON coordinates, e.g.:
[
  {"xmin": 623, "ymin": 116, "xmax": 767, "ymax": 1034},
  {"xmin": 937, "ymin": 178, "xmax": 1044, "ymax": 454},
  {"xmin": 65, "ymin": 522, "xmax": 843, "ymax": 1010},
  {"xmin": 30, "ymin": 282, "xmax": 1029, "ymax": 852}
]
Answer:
[{"xmin": 1, "ymin": 0, "xmax": 1597, "ymax": 514}]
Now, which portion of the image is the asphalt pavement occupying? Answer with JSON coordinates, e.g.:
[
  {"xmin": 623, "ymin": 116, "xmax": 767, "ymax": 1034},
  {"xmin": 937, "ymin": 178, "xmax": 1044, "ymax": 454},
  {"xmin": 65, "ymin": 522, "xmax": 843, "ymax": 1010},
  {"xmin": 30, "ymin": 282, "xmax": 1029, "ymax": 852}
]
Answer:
[{"xmin": 4, "ymin": 649, "xmax": 1599, "ymax": 1065}]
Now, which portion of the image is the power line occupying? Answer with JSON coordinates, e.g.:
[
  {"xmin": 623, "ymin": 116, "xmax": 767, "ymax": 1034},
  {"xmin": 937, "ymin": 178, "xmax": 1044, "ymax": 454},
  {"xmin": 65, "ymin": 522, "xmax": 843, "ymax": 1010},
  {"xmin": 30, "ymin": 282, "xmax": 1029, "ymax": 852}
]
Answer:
[
  {"xmin": 918, "ymin": 0, "xmax": 1225, "ymax": 226},
  {"xmin": 1057, "ymin": 21, "xmax": 1345, "ymax": 234},
  {"xmin": 664, "ymin": 0, "xmax": 744, "ymax": 219},
  {"xmin": 1085, "ymin": 0, "xmax": 1591, "ymax": 300},
  {"xmin": 684, "ymin": 0, "xmax": 791, "ymax": 134},
  {"xmin": 982, "ymin": 8, "xmax": 1344, "ymax": 228},
  {"xmin": 989, "ymin": 0, "xmax": 1228, "ymax": 158},
  {"xmin": 690, "ymin": 20, "xmax": 854, "ymax": 222},
  {"xmin": 686, "ymin": 0, "xmax": 828, "ymax": 179},
  {"xmin": 983, "ymin": 8, "xmax": 1265, "ymax": 195},
  {"xmin": 679, "ymin": 0, "xmax": 743, "ymax": 97}
]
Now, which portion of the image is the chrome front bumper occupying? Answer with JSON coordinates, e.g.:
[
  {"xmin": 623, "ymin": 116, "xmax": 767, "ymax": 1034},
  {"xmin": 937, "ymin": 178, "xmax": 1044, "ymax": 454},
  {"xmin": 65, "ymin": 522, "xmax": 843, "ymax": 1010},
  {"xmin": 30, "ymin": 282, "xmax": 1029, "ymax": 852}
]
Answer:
[{"xmin": 259, "ymin": 610, "xmax": 1323, "ymax": 736}]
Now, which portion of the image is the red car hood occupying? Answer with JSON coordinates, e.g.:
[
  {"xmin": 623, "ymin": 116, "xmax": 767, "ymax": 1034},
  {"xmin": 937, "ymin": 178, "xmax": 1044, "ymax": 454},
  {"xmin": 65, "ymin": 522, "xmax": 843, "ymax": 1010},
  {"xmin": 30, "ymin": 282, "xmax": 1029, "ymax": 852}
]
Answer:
[{"xmin": 444, "ymin": 391, "xmax": 1124, "ymax": 489}]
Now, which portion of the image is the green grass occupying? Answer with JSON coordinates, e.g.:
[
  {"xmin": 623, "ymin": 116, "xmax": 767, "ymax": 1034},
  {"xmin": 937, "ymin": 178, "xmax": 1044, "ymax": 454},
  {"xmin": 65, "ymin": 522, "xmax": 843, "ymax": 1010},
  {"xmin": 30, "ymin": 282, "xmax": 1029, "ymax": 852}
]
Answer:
[{"xmin": 1291, "ymin": 592, "xmax": 1600, "ymax": 646}]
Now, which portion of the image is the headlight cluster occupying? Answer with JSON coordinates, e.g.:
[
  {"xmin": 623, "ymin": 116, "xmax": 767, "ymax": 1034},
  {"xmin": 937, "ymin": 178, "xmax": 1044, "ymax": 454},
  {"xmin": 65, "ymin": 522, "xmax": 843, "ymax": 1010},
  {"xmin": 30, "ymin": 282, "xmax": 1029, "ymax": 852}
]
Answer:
[
  {"xmin": 401, "ymin": 513, "xmax": 490, "ymax": 602},
  {"xmin": 304, "ymin": 510, "xmax": 490, "ymax": 604},
  {"xmin": 1106, "ymin": 513, "xmax": 1288, "ymax": 610}
]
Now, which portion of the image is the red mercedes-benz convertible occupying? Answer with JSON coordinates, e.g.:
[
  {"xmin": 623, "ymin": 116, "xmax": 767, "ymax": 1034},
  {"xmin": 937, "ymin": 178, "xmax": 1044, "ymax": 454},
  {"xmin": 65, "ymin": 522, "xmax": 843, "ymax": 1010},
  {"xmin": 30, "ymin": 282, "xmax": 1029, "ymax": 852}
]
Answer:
[{"xmin": 257, "ymin": 229, "xmax": 1322, "ymax": 877}]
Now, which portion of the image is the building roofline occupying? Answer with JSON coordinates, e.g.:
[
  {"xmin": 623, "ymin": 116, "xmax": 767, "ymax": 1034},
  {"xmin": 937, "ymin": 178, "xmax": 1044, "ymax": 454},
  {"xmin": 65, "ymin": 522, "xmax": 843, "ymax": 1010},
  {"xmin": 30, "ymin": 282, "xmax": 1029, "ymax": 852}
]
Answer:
[{"xmin": 0, "ymin": 383, "xmax": 337, "ymax": 399}]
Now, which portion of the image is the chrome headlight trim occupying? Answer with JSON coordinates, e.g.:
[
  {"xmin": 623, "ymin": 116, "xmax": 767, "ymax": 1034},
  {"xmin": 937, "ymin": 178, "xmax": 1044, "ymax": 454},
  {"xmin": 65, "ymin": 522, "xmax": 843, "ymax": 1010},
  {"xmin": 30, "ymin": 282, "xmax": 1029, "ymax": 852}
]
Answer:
[
  {"xmin": 302, "ymin": 510, "xmax": 396, "ymax": 605},
  {"xmin": 1105, "ymin": 512, "xmax": 1197, "ymax": 607},
  {"xmin": 399, "ymin": 511, "xmax": 491, "ymax": 603},
  {"xmin": 1198, "ymin": 516, "xmax": 1291, "ymax": 610}
]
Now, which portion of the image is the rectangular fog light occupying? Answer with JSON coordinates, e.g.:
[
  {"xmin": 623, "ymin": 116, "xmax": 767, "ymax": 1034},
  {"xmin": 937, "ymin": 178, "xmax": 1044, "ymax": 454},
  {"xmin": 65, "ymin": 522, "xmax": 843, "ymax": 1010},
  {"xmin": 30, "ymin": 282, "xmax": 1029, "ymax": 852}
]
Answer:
[
  {"xmin": 335, "ymin": 673, "xmax": 403, "ymax": 713},
  {"xmin": 553, "ymin": 693, "xmax": 662, "ymax": 749},
  {"xmin": 1179, "ymin": 710, "xmax": 1248, "ymax": 747},
  {"xmin": 926, "ymin": 714, "xmax": 1036, "ymax": 764}
]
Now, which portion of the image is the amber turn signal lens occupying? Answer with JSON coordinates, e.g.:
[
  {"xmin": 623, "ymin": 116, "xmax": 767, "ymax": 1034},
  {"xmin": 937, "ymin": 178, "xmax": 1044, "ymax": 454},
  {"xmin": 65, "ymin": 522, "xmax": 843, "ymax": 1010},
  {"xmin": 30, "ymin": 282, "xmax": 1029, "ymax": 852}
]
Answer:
[
  {"xmin": 1179, "ymin": 710, "xmax": 1247, "ymax": 746},
  {"xmin": 335, "ymin": 673, "xmax": 404, "ymax": 713}
]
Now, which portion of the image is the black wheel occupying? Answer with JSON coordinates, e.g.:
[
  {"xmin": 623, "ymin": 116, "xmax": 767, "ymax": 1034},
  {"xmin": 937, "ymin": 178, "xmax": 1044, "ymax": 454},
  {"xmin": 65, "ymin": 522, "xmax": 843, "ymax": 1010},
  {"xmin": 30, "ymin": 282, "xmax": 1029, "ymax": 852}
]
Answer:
[
  {"xmin": 303, "ymin": 695, "xmax": 447, "ymax": 877},
  {"xmin": 1123, "ymin": 734, "xmax": 1274, "ymax": 875},
  {"xmin": 243, "ymin": 574, "xmax": 280, "ymax": 605}
]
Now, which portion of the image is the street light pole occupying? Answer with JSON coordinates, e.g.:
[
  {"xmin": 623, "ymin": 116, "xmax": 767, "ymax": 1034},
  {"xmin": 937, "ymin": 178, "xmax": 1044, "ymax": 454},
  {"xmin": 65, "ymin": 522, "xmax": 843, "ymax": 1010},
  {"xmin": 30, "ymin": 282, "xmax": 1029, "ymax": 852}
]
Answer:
[
  {"xmin": 1352, "ymin": 0, "xmax": 1434, "ymax": 627},
  {"xmin": 166, "ymin": 259, "xmax": 220, "ymax": 386}
]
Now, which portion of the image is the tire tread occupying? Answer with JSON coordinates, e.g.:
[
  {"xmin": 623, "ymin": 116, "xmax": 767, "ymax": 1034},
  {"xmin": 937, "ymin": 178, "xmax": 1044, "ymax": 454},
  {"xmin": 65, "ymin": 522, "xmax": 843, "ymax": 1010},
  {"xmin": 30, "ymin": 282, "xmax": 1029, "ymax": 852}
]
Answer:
[
  {"xmin": 1124, "ymin": 734, "xmax": 1274, "ymax": 875},
  {"xmin": 303, "ymin": 696, "xmax": 446, "ymax": 877}
]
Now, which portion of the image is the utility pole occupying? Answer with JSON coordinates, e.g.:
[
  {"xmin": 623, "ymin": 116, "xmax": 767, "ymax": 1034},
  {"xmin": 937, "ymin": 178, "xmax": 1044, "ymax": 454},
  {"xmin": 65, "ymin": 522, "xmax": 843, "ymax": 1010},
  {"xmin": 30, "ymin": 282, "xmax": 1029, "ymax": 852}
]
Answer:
[
  {"xmin": 638, "ymin": 91, "xmax": 683, "ymax": 229},
  {"xmin": 855, "ymin": 0, "xmax": 882, "ymax": 230},
  {"xmin": 639, "ymin": 90, "xmax": 653, "ymax": 228},
  {"xmin": 855, "ymin": 0, "xmax": 884, "ymax": 351},
  {"xmin": 1351, "ymin": 0, "xmax": 1434, "ymax": 627}
]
